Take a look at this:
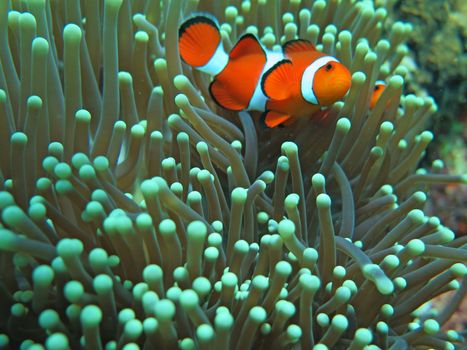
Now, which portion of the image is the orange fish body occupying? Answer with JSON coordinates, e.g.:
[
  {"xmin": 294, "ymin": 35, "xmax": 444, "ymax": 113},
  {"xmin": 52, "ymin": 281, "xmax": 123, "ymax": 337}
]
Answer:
[
  {"xmin": 179, "ymin": 16, "xmax": 351, "ymax": 128},
  {"xmin": 370, "ymin": 81, "xmax": 386, "ymax": 109}
]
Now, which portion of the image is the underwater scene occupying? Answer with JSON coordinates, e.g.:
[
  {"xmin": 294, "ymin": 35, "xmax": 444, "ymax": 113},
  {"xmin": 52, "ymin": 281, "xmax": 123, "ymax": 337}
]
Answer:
[{"xmin": 0, "ymin": 0, "xmax": 465, "ymax": 349}]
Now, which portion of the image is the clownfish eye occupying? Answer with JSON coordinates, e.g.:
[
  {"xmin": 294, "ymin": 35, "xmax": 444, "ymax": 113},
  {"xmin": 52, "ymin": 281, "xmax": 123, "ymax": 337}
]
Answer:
[
  {"xmin": 325, "ymin": 63, "xmax": 333, "ymax": 71},
  {"xmin": 374, "ymin": 85, "xmax": 380, "ymax": 90}
]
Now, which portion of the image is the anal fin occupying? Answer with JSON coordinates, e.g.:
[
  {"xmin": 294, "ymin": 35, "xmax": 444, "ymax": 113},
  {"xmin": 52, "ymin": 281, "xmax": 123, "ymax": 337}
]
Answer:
[{"xmin": 260, "ymin": 110, "xmax": 292, "ymax": 128}]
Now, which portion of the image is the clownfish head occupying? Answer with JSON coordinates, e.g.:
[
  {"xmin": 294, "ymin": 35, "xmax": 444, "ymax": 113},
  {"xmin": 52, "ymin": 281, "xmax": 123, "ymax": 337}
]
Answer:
[{"xmin": 301, "ymin": 57, "xmax": 351, "ymax": 107}]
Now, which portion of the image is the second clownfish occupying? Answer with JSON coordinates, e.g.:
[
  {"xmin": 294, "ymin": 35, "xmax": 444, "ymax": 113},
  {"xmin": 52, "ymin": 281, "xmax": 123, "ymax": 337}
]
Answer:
[
  {"xmin": 178, "ymin": 15, "xmax": 352, "ymax": 128},
  {"xmin": 370, "ymin": 80, "xmax": 386, "ymax": 109}
]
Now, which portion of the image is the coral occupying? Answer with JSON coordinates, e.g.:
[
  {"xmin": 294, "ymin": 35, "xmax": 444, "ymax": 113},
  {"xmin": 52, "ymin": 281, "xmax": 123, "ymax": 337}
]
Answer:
[
  {"xmin": 0, "ymin": 0, "xmax": 465, "ymax": 349},
  {"xmin": 383, "ymin": 0, "xmax": 467, "ymax": 150}
]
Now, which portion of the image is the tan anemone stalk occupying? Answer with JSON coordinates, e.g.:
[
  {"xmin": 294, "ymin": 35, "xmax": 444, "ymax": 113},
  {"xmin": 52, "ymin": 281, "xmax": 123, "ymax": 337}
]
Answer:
[{"xmin": 0, "ymin": 1, "xmax": 465, "ymax": 349}]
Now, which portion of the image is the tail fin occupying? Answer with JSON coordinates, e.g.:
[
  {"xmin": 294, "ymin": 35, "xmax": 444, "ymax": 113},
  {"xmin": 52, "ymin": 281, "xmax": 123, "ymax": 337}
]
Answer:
[{"xmin": 179, "ymin": 16, "xmax": 227, "ymax": 75}]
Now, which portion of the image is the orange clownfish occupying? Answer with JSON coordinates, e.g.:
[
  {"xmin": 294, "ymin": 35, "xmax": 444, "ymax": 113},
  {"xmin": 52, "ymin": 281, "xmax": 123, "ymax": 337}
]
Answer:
[
  {"xmin": 370, "ymin": 80, "xmax": 386, "ymax": 109},
  {"xmin": 178, "ymin": 15, "xmax": 352, "ymax": 128}
]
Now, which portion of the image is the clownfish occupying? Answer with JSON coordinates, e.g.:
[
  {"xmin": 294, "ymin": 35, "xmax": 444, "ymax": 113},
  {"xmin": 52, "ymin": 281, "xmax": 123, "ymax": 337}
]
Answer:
[
  {"xmin": 178, "ymin": 15, "xmax": 352, "ymax": 128},
  {"xmin": 370, "ymin": 80, "xmax": 386, "ymax": 109}
]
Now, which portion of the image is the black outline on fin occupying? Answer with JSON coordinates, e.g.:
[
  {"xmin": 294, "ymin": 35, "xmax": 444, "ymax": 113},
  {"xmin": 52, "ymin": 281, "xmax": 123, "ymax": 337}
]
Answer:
[
  {"xmin": 208, "ymin": 79, "xmax": 243, "ymax": 112},
  {"xmin": 260, "ymin": 59, "xmax": 292, "ymax": 99}
]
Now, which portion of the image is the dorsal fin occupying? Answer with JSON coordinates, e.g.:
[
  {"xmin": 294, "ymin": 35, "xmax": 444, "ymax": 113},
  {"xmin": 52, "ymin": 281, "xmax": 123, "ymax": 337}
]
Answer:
[
  {"xmin": 229, "ymin": 34, "xmax": 264, "ymax": 60},
  {"xmin": 282, "ymin": 39, "xmax": 316, "ymax": 55},
  {"xmin": 261, "ymin": 59, "xmax": 294, "ymax": 100},
  {"xmin": 179, "ymin": 16, "xmax": 221, "ymax": 67}
]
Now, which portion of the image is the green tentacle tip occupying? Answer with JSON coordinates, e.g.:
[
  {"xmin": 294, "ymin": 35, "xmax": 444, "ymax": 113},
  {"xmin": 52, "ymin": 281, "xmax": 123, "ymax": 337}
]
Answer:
[
  {"xmin": 331, "ymin": 314, "xmax": 348, "ymax": 331},
  {"xmin": 300, "ymin": 274, "xmax": 320, "ymax": 292},
  {"xmin": 174, "ymin": 74, "xmax": 190, "ymax": 89},
  {"xmin": 1, "ymin": 205, "xmax": 26, "ymax": 227},
  {"xmin": 143, "ymin": 264, "xmax": 163, "ymax": 282},
  {"xmin": 234, "ymin": 240, "xmax": 249, "ymax": 254},
  {"xmin": 413, "ymin": 191, "xmax": 427, "ymax": 203},
  {"xmin": 376, "ymin": 321, "xmax": 388, "ymax": 334},
  {"xmin": 93, "ymin": 274, "xmax": 113, "ymax": 294},
  {"xmin": 89, "ymin": 248, "xmax": 108, "ymax": 269},
  {"xmin": 196, "ymin": 324, "xmax": 215, "ymax": 342},
  {"xmin": 55, "ymin": 179, "xmax": 74, "ymax": 194},
  {"xmin": 32, "ymin": 36, "xmax": 50, "ymax": 53},
  {"xmin": 313, "ymin": 345, "xmax": 328, "ymax": 350},
  {"xmin": 64, "ymin": 281, "xmax": 84, "ymax": 303},
  {"xmin": 179, "ymin": 338, "xmax": 195, "ymax": 350},
  {"xmin": 19, "ymin": 11, "xmax": 36, "ymax": 27},
  {"xmin": 135, "ymin": 30, "xmax": 149, "ymax": 42},
  {"xmin": 316, "ymin": 193, "xmax": 331, "ymax": 208},
  {"xmin": 423, "ymin": 319, "xmax": 440, "ymax": 335},
  {"xmin": 79, "ymin": 164, "xmax": 97, "ymax": 181},
  {"xmin": 221, "ymin": 272, "xmax": 238, "ymax": 288},
  {"xmin": 249, "ymin": 306, "xmax": 267, "ymax": 323},
  {"xmin": 312, "ymin": 173, "xmax": 325, "ymax": 187},
  {"xmin": 419, "ymin": 130, "xmax": 434, "ymax": 143},
  {"xmin": 141, "ymin": 179, "xmax": 158, "ymax": 196},
  {"xmin": 80, "ymin": 305, "xmax": 102, "ymax": 328},
  {"xmin": 143, "ymin": 317, "xmax": 158, "ymax": 334},
  {"xmin": 175, "ymin": 94, "xmax": 190, "ymax": 108},
  {"xmin": 154, "ymin": 299, "xmax": 176, "ymax": 321},
  {"xmin": 187, "ymin": 221, "xmax": 207, "ymax": 240},
  {"xmin": 0, "ymin": 192, "xmax": 15, "ymax": 209},
  {"xmin": 192, "ymin": 277, "xmax": 211, "ymax": 297},
  {"xmin": 362, "ymin": 264, "xmax": 394, "ymax": 295},
  {"xmin": 57, "ymin": 238, "xmax": 84, "ymax": 258},
  {"xmin": 27, "ymin": 95, "xmax": 43, "ymax": 109},
  {"xmin": 168, "ymin": 113, "xmax": 182, "ymax": 126},
  {"xmin": 252, "ymin": 275, "xmax": 269, "ymax": 290},
  {"xmin": 316, "ymin": 313, "xmax": 329, "ymax": 327},
  {"xmin": 380, "ymin": 304, "xmax": 394, "ymax": 317},
  {"xmin": 124, "ymin": 319, "xmax": 143, "ymax": 340},
  {"xmin": 45, "ymin": 333, "xmax": 69, "ymax": 350},
  {"xmin": 75, "ymin": 109, "xmax": 91, "ymax": 122},
  {"xmin": 196, "ymin": 141, "xmax": 209, "ymax": 154},
  {"xmin": 407, "ymin": 209, "xmax": 425, "ymax": 224},
  {"xmin": 215, "ymin": 311, "xmax": 234, "ymax": 330},
  {"xmin": 275, "ymin": 300, "xmax": 296, "ymax": 317},
  {"xmin": 131, "ymin": 124, "xmax": 145, "ymax": 138},
  {"xmin": 0, "ymin": 334, "xmax": 8, "ymax": 347},
  {"xmin": 11, "ymin": 132, "xmax": 28, "ymax": 144},
  {"xmin": 278, "ymin": 219, "xmax": 295, "ymax": 239},
  {"xmin": 450, "ymin": 263, "xmax": 466, "ymax": 277},
  {"xmin": 231, "ymin": 187, "xmax": 248, "ymax": 204},
  {"xmin": 303, "ymin": 248, "xmax": 318, "ymax": 262},
  {"xmin": 336, "ymin": 118, "xmax": 351, "ymax": 132},
  {"xmin": 159, "ymin": 219, "xmax": 176, "ymax": 236},
  {"xmin": 335, "ymin": 286, "xmax": 351, "ymax": 302},
  {"xmin": 284, "ymin": 193, "xmax": 300, "ymax": 209},
  {"xmin": 352, "ymin": 71, "xmax": 366, "ymax": 84},
  {"xmin": 281, "ymin": 141, "xmax": 298, "ymax": 155},
  {"xmin": 197, "ymin": 169, "xmax": 213, "ymax": 183},
  {"xmin": 405, "ymin": 239, "xmax": 425, "ymax": 256},
  {"xmin": 39, "ymin": 309, "xmax": 60, "ymax": 330},
  {"xmin": 333, "ymin": 266, "xmax": 346, "ymax": 279},
  {"xmin": 275, "ymin": 260, "xmax": 292, "ymax": 276},
  {"xmin": 33, "ymin": 265, "xmax": 54, "ymax": 286},
  {"xmin": 63, "ymin": 23, "xmax": 82, "ymax": 43},
  {"xmin": 353, "ymin": 328, "xmax": 372, "ymax": 345},
  {"xmin": 389, "ymin": 75, "xmax": 404, "ymax": 88},
  {"xmin": 180, "ymin": 289, "xmax": 200, "ymax": 310}
]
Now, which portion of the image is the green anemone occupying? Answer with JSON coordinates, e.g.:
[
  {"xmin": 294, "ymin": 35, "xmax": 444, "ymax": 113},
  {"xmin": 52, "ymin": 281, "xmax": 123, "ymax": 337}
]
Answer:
[{"xmin": 0, "ymin": 0, "xmax": 465, "ymax": 349}]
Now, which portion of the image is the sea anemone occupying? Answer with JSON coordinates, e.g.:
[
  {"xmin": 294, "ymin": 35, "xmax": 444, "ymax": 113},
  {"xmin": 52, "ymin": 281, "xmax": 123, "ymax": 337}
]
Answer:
[{"xmin": 0, "ymin": 1, "xmax": 465, "ymax": 349}]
